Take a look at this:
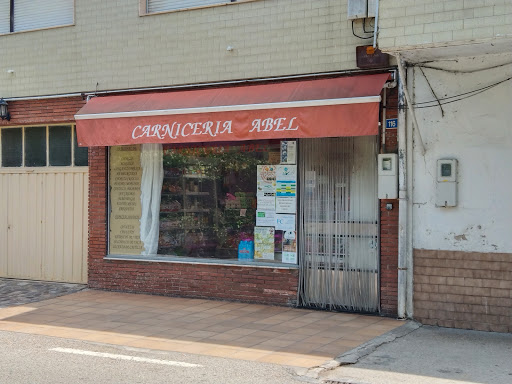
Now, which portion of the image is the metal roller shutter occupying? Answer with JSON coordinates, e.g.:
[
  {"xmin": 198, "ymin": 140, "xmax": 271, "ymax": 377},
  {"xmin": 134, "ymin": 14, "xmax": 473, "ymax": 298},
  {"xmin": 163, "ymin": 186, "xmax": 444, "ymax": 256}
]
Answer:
[
  {"xmin": 13, "ymin": 0, "xmax": 73, "ymax": 33},
  {"xmin": 148, "ymin": 0, "xmax": 234, "ymax": 13},
  {"xmin": 0, "ymin": 2, "xmax": 10, "ymax": 34}
]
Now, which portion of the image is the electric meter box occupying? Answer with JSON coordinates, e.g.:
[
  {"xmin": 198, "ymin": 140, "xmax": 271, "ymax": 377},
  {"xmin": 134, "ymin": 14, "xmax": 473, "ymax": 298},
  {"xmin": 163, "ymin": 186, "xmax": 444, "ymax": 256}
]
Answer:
[
  {"xmin": 378, "ymin": 154, "xmax": 398, "ymax": 199},
  {"xmin": 435, "ymin": 159, "xmax": 457, "ymax": 207}
]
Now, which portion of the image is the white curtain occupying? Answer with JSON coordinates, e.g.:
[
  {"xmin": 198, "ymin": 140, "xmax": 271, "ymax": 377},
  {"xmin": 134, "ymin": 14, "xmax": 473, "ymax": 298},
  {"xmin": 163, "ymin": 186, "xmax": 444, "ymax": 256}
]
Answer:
[{"xmin": 140, "ymin": 143, "xmax": 164, "ymax": 255}]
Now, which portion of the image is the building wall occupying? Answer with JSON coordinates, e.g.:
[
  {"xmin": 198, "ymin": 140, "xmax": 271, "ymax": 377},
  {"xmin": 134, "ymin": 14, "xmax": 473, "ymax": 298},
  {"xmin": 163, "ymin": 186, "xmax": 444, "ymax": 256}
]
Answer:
[
  {"xmin": 409, "ymin": 53, "xmax": 512, "ymax": 329},
  {"xmin": 88, "ymin": 146, "xmax": 299, "ymax": 305},
  {"xmin": 414, "ymin": 249, "xmax": 511, "ymax": 332},
  {"xmin": 378, "ymin": 0, "xmax": 512, "ymax": 49},
  {"xmin": 1, "ymin": 0, "xmax": 370, "ymax": 98}
]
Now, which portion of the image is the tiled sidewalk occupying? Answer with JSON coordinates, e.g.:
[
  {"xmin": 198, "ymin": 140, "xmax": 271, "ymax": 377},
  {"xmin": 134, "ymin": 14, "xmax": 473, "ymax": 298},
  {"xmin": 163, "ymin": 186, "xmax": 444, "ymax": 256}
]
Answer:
[{"xmin": 0, "ymin": 290, "xmax": 401, "ymax": 368}]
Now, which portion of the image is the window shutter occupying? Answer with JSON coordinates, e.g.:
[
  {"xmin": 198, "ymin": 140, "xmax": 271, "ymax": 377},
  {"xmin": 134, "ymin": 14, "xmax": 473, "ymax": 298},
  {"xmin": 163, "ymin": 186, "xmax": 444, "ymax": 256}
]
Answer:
[
  {"xmin": 14, "ymin": 0, "xmax": 73, "ymax": 33},
  {"xmin": 0, "ymin": 1, "xmax": 10, "ymax": 34},
  {"xmin": 148, "ymin": 0, "xmax": 234, "ymax": 13}
]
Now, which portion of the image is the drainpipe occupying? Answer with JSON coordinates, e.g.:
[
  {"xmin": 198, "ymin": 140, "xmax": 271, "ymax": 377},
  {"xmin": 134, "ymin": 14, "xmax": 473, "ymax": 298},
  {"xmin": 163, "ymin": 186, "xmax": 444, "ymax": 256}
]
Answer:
[
  {"xmin": 397, "ymin": 64, "xmax": 408, "ymax": 319},
  {"xmin": 373, "ymin": 0, "xmax": 380, "ymax": 49}
]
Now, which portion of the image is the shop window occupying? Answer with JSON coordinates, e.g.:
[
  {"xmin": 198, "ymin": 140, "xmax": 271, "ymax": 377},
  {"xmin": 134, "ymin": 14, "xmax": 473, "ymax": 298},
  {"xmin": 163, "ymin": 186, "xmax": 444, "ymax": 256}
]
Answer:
[
  {"xmin": 1, "ymin": 128, "xmax": 22, "ymax": 167},
  {"xmin": 145, "ymin": 0, "xmax": 240, "ymax": 14},
  {"xmin": 0, "ymin": 0, "xmax": 74, "ymax": 34},
  {"xmin": 24, "ymin": 126, "xmax": 46, "ymax": 167},
  {"xmin": 109, "ymin": 141, "xmax": 298, "ymax": 265},
  {"xmin": 49, "ymin": 125, "xmax": 72, "ymax": 166},
  {"xmin": 0, "ymin": 124, "xmax": 87, "ymax": 168}
]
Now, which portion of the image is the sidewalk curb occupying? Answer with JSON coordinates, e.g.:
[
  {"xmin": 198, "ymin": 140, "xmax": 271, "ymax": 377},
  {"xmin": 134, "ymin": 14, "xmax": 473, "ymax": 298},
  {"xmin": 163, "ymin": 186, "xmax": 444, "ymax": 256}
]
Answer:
[{"xmin": 298, "ymin": 320, "xmax": 422, "ymax": 381}]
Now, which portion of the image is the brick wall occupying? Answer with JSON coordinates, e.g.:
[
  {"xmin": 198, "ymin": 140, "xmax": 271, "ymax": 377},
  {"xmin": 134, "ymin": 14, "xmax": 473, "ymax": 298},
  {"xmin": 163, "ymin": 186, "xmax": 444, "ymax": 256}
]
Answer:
[
  {"xmin": 379, "ymin": 86, "xmax": 399, "ymax": 317},
  {"xmin": 0, "ymin": 97, "xmax": 85, "ymax": 126},
  {"xmin": 378, "ymin": 0, "xmax": 512, "ymax": 50},
  {"xmin": 380, "ymin": 200, "xmax": 398, "ymax": 316},
  {"xmin": 88, "ymin": 146, "xmax": 299, "ymax": 306},
  {"xmin": 414, "ymin": 249, "xmax": 512, "ymax": 332}
]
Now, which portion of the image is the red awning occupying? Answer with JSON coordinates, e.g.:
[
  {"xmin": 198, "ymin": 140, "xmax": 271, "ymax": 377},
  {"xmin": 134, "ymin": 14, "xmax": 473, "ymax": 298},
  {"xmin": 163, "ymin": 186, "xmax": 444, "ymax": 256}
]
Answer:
[{"xmin": 75, "ymin": 73, "xmax": 389, "ymax": 147}]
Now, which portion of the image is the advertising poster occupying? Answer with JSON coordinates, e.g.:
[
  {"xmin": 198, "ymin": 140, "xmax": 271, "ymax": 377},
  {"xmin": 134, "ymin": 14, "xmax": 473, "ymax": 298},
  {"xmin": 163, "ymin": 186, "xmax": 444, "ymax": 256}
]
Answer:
[
  {"xmin": 280, "ymin": 141, "xmax": 296, "ymax": 164},
  {"xmin": 282, "ymin": 231, "xmax": 297, "ymax": 264},
  {"xmin": 276, "ymin": 165, "xmax": 297, "ymax": 214},
  {"xmin": 257, "ymin": 192, "xmax": 276, "ymax": 211},
  {"xmin": 254, "ymin": 226, "xmax": 275, "ymax": 260},
  {"xmin": 275, "ymin": 214, "xmax": 296, "ymax": 231},
  {"xmin": 256, "ymin": 210, "xmax": 276, "ymax": 227},
  {"xmin": 257, "ymin": 165, "xmax": 276, "ymax": 195},
  {"xmin": 109, "ymin": 145, "xmax": 144, "ymax": 255}
]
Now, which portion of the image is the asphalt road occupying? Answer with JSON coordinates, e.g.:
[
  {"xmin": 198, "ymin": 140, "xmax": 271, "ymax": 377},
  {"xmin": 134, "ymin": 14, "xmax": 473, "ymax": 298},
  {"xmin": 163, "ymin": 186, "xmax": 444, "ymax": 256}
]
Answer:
[{"xmin": 0, "ymin": 331, "xmax": 305, "ymax": 384}]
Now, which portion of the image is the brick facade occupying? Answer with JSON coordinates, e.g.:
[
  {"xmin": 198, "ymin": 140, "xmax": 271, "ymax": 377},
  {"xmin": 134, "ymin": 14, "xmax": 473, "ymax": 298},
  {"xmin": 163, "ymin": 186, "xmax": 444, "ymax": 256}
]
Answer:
[
  {"xmin": 0, "ymin": 97, "xmax": 85, "ymax": 126},
  {"xmin": 88, "ymin": 146, "xmax": 299, "ymax": 305},
  {"xmin": 380, "ymin": 200, "xmax": 399, "ymax": 316},
  {"xmin": 414, "ymin": 249, "xmax": 512, "ymax": 332}
]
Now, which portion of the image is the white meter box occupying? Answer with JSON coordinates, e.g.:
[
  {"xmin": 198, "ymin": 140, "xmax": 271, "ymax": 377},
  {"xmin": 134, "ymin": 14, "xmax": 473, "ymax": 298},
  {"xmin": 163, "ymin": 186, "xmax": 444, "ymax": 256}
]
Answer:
[
  {"xmin": 436, "ymin": 159, "xmax": 457, "ymax": 207},
  {"xmin": 378, "ymin": 154, "xmax": 398, "ymax": 199}
]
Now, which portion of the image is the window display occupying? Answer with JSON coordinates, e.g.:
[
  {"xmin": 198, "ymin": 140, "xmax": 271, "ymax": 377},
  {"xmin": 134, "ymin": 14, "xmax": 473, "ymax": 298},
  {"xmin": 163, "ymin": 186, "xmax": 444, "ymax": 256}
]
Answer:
[
  {"xmin": 108, "ymin": 140, "xmax": 298, "ymax": 264},
  {"xmin": 158, "ymin": 141, "xmax": 280, "ymax": 260}
]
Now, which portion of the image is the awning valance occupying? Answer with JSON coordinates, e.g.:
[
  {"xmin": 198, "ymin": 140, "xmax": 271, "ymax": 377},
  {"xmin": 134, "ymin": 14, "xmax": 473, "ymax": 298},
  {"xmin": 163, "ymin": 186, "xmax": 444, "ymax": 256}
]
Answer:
[{"xmin": 75, "ymin": 73, "xmax": 389, "ymax": 147}]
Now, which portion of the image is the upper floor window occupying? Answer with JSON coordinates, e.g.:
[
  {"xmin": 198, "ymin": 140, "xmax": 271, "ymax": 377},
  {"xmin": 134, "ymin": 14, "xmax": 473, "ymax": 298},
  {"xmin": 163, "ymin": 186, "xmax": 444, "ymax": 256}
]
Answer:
[
  {"xmin": 0, "ymin": 125, "xmax": 87, "ymax": 168},
  {"xmin": 0, "ymin": 0, "xmax": 74, "ymax": 34},
  {"xmin": 146, "ymin": 0, "xmax": 241, "ymax": 14}
]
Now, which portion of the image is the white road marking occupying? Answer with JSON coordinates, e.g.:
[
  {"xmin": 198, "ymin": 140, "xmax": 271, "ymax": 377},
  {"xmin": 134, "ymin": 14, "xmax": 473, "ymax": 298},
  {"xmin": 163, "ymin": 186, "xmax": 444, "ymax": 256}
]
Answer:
[{"xmin": 50, "ymin": 348, "xmax": 202, "ymax": 368}]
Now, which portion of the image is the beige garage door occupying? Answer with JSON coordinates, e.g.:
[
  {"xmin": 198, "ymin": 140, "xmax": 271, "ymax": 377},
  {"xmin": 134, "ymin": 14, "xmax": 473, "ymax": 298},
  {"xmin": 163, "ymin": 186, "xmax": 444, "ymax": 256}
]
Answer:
[
  {"xmin": 0, "ymin": 169, "xmax": 88, "ymax": 283},
  {"xmin": 0, "ymin": 124, "xmax": 89, "ymax": 284}
]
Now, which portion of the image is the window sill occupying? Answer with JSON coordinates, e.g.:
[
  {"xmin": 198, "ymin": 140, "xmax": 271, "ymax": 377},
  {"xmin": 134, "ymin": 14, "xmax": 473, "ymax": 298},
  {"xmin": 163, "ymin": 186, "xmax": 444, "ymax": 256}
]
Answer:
[
  {"xmin": 140, "ymin": 0, "xmax": 259, "ymax": 17},
  {"xmin": 0, "ymin": 23, "xmax": 75, "ymax": 37},
  {"xmin": 105, "ymin": 254, "xmax": 299, "ymax": 269}
]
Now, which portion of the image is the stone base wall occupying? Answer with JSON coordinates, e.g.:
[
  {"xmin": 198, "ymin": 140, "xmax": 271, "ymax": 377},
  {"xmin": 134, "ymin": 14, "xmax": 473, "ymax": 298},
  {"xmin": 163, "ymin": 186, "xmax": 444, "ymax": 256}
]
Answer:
[{"xmin": 414, "ymin": 249, "xmax": 512, "ymax": 333}]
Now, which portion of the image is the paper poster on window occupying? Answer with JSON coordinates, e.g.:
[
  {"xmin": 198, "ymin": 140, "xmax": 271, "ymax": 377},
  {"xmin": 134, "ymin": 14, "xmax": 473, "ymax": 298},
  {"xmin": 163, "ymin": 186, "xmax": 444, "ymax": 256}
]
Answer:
[
  {"xmin": 257, "ymin": 192, "xmax": 276, "ymax": 211},
  {"xmin": 276, "ymin": 196, "xmax": 296, "ymax": 214},
  {"xmin": 275, "ymin": 214, "xmax": 296, "ymax": 231},
  {"xmin": 280, "ymin": 141, "xmax": 296, "ymax": 164},
  {"xmin": 282, "ymin": 252, "xmax": 297, "ymax": 264},
  {"xmin": 254, "ymin": 226, "xmax": 275, "ymax": 260},
  {"xmin": 257, "ymin": 165, "xmax": 276, "ymax": 195},
  {"xmin": 276, "ymin": 165, "xmax": 297, "ymax": 213},
  {"xmin": 256, "ymin": 210, "xmax": 276, "ymax": 227}
]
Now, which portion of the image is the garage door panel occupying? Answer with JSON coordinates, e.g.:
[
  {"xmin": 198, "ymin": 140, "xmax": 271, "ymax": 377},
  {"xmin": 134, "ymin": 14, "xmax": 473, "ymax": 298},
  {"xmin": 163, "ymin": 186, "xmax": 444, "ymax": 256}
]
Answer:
[
  {"xmin": 1, "ymin": 169, "xmax": 88, "ymax": 283},
  {"xmin": 0, "ymin": 174, "xmax": 8, "ymax": 275}
]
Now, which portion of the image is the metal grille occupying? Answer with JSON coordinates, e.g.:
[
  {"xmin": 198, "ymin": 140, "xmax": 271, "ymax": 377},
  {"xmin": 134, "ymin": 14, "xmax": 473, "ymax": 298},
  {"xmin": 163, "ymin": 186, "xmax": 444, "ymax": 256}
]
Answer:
[{"xmin": 298, "ymin": 137, "xmax": 379, "ymax": 312}]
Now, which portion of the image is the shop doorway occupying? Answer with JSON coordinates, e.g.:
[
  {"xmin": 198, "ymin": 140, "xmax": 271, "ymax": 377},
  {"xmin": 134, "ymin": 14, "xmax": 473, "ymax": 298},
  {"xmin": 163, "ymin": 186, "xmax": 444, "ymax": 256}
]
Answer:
[{"xmin": 298, "ymin": 137, "xmax": 379, "ymax": 312}]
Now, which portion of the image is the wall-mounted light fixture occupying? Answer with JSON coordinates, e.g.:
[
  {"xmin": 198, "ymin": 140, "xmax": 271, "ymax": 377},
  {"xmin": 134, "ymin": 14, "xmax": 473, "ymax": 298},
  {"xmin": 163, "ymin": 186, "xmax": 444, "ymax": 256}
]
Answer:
[{"xmin": 0, "ymin": 98, "xmax": 10, "ymax": 121}]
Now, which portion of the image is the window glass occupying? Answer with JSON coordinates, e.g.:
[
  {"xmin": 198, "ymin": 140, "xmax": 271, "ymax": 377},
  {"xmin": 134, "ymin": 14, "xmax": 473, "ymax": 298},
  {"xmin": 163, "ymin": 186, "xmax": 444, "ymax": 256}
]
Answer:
[
  {"xmin": 24, "ymin": 126, "xmax": 47, "ymax": 167},
  {"xmin": 1, "ymin": 128, "xmax": 23, "ymax": 167},
  {"xmin": 158, "ymin": 141, "xmax": 282, "ymax": 260},
  {"xmin": 49, "ymin": 125, "xmax": 71, "ymax": 166},
  {"xmin": 109, "ymin": 141, "xmax": 299, "ymax": 264},
  {"xmin": 73, "ymin": 127, "xmax": 88, "ymax": 166}
]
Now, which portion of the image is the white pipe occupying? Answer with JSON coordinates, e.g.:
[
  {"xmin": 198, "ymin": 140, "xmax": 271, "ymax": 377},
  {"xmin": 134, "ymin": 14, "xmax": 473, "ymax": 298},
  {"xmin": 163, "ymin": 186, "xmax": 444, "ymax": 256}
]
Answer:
[
  {"xmin": 406, "ymin": 65, "xmax": 414, "ymax": 318},
  {"xmin": 381, "ymin": 88, "xmax": 387, "ymax": 150},
  {"xmin": 373, "ymin": 0, "xmax": 380, "ymax": 48},
  {"xmin": 397, "ymin": 67, "xmax": 407, "ymax": 319},
  {"xmin": 395, "ymin": 54, "xmax": 426, "ymax": 155}
]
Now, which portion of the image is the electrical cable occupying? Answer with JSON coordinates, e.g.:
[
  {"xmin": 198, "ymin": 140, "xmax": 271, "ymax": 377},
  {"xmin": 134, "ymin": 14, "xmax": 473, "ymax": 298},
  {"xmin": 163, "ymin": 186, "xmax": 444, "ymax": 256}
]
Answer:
[
  {"xmin": 352, "ymin": 20, "xmax": 373, "ymax": 40},
  {"xmin": 413, "ymin": 76, "xmax": 511, "ymax": 107},
  {"xmin": 386, "ymin": 76, "xmax": 511, "ymax": 109},
  {"xmin": 414, "ymin": 61, "xmax": 512, "ymax": 74}
]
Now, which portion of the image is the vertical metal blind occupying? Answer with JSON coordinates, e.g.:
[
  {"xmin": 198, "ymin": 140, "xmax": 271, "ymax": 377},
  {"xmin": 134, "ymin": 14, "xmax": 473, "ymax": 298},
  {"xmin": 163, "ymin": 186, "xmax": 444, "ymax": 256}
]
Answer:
[
  {"xmin": 13, "ymin": 0, "xmax": 73, "ymax": 33},
  {"xmin": 148, "ymin": 0, "xmax": 235, "ymax": 13},
  {"xmin": 298, "ymin": 137, "xmax": 379, "ymax": 312},
  {"xmin": 0, "ymin": 1, "xmax": 10, "ymax": 34}
]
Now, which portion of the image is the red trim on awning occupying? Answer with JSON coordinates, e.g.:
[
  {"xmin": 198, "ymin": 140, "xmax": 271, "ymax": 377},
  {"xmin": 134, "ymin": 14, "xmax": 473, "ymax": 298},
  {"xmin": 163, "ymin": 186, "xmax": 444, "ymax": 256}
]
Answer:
[{"xmin": 75, "ymin": 73, "xmax": 389, "ymax": 147}]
